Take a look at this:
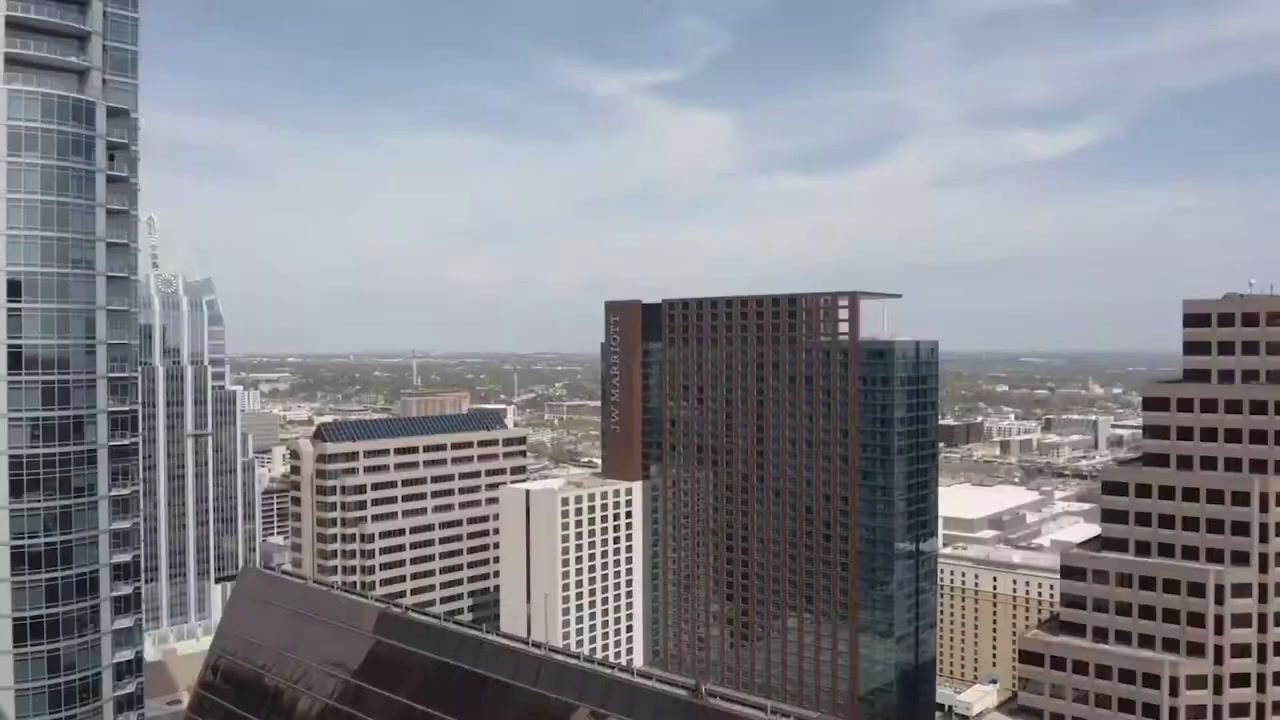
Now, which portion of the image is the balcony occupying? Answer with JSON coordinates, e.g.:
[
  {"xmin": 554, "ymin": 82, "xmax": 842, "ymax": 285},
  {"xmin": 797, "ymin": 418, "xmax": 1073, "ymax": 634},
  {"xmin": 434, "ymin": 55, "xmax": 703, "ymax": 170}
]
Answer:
[
  {"xmin": 111, "ymin": 612, "xmax": 140, "ymax": 631},
  {"xmin": 108, "ymin": 430, "xmax": 134, "ymax": 446},
  {"xmin": 107, "ymin": 159, "xmax": 133, "ymax": 179},
  {"xmin": 106, "ymin": 294, "xmax": 136, "ymax": 310},
  {"xmin": 111, "ymin": 548, "xmax": 139, "ymax": 564},
  {"xmin": 106, "ymin": 259, "xmax": 136, "ymax": 278},
  {"xmin": 112, "ymin": 646, "xmax": 139, "ymax": 664},
  {"xmin": 112, "ymin": 677, "xmax": 139, "ymax": 696},
  {"xmin": 110, "ymin": 580, "xmax": 138, "ymax": 596},
  {"xmin": 109, "ymin": 478, "xmax": 138, "ymax": 495},
  {"xmin": 105, "ymin": 190, "xmax": 135, "ymax": 212},
  {"xmin": 6, "ymin": 1, "xmax": 91, "ymax": 35},
  {"xmin": 106, "ymin": 124, "xmax": 134, "ymax": 145},
  {"xmin": 4, "ymin": 34, "xmax": 90, "ymax": 71}
]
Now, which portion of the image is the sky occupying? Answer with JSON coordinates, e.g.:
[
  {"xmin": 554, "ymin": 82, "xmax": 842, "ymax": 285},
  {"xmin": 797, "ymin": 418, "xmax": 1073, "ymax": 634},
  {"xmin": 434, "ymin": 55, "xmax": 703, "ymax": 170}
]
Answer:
[{"xmin": 142, "ymin": 0, "xmax": 1280, "ymax": 354}]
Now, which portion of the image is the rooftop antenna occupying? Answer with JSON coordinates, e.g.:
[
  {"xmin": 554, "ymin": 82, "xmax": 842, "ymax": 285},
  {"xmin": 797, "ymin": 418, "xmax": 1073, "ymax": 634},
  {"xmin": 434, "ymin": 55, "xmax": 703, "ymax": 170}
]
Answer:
[
  {"xmin": 1249, "ymin": 279, "xmax": 1256, "ymax": 294},
  {"xmin": 145, "ymin": 213, "xmax": 160, "ymax": 271},
  {"xmin": 411, "ymin": 349, "xmax": 419, "ymax": 387}
]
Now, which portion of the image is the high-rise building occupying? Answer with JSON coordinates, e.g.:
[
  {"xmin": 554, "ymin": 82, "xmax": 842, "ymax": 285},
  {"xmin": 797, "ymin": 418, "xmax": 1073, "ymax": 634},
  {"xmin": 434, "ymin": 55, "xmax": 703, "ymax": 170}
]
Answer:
[
  {"xmin": 289, "ymin": 413, "xmax": 529, "ymax": 625},
  {"xmin": 185, "ymin": 567, "xmax": 825, "ymax": 720},
  {"xmin": 1, "ymin": 2, "xmax": 145, "ymax": 717},
  {"xmin": 602, "ymin": 292, "xmax": 939, "ymax": 719},
  {"xmin": 138, "ymin": 273, "xmax": 257, "ymax": 655},
  {"xmin": 1016, "ymin": 293, "xmax": 1280, "ymax": 720},
  {"xmin": 497, "ymin": 472, "xmax": 644, "ymax": 666}
]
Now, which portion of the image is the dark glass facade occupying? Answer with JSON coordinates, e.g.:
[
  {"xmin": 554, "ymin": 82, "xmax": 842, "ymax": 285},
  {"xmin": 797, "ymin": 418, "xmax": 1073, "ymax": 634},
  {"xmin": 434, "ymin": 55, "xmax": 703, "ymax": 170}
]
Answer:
[
  {"xmin": 603, "ymin": 293, "xmax": 938, "ymax": 719},
  {"xmin": 185, "ymin": 567, "xmax": 820, "ymax": 720},
  {"xmin": 856, "ymin": 340, "xmax": 938, "ymax": 720}
]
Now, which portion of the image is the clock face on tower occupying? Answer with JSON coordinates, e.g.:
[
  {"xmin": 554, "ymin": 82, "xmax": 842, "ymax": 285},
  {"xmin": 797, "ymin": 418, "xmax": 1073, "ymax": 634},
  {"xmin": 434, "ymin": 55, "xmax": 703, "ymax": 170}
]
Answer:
[{"xmin": 157, "ymin": 273, "xmax": 179, "ymax": 294}]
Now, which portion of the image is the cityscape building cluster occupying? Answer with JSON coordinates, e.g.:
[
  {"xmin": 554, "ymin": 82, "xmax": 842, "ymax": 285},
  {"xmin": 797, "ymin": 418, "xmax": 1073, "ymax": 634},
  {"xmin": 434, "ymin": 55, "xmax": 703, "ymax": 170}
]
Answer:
[{"xmin": 1, "ymin": 5, "xmax": 1272, "ymax": 720}]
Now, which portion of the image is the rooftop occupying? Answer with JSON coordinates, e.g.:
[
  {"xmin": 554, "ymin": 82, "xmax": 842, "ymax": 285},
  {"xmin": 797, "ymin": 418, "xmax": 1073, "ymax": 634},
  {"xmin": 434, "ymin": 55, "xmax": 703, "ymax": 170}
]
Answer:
[
  {"xmin": 939, "ymin": 544, "xmax": 1060, "ymax": 574},
  {"xmin": 211, "ymin": 568, "xmax": 822, "ymax": 720},
  {"xmin": 311, "ymin": 412, "xmax": 510, "ymax": 443},
  {"xmin": 939, "ymin": 483, "xmax": 1046, "ymax": 520},
  {"xmin": 509, "ymin": 471, "xmax": 629, "ymax": 492}
]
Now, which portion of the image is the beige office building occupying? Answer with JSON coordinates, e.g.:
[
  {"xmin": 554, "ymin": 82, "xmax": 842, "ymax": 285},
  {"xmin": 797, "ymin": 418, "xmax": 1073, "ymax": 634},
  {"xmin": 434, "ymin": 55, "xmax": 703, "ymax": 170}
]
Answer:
[
  {"xmin": 937, "ymin": 545, "xmax": 1059, "ymax": 700},
  {"xmin": 1017, "ymin": 293, "xmax": 1280, "ymax": 720},
  {"xmin": 398, "ymin": 388, "xmax": 472, "ymax": 417},
  {"xmin": 289, "ymin": 413, "xmax": 529, "ymax": 625}
]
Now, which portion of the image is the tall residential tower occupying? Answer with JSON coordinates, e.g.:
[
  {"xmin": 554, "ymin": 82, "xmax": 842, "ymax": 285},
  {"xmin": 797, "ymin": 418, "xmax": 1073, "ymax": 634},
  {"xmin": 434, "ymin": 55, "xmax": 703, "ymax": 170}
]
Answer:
[
  {"xmin": 603, "ymin": 292, "xmax": 939, "ymax": 719},
  {"xmin": 1, "ymin": 1, "xmax": 145, "ymax": 718},
  {"xmin": 138, "ymin": 272, "xmax": 256, "ymax": 656},
  {"xmin": 1017, "ymin": 293, "xmax": 1280, "ymax": 720}
]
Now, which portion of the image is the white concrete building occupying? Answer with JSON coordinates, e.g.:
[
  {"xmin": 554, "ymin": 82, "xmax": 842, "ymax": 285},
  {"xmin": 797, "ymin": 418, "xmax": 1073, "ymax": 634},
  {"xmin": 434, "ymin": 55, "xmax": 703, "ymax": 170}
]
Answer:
[
  {"xmin": 290, "ymin": 413, "xmax": 530, "ymax": 625},
  {"xmin": 498, "ymin": 473, "xmax": 643, "ymax": 666},
  {"xmin": 939, "ymin": 483, "xmax": 1099, "ymax": 547},
  {"xmin": 239, "ymin": 388, "xmax": 262, "ymax": 412}
]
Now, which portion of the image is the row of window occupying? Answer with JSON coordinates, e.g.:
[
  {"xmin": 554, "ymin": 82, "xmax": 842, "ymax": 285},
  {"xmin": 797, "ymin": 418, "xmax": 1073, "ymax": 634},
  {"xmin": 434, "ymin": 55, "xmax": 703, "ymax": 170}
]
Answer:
[
  {"xmin": 1183, "ymin": 310, "xmax": 1280, "ymax": 329},
  {"xmin": 1102, "ymin": 480, "xmax": 1273, "ymax": 508},
  {"xmin": 1144, "ymin": 395, "xmax": 1280, "ymax": 416}
]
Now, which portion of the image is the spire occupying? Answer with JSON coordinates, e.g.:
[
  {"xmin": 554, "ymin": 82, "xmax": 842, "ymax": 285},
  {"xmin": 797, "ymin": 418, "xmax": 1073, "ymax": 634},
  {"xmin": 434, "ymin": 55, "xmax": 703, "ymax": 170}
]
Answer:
[{"xmin": 145, "ymin": 213, "xmax": 160, "ymax": 271}]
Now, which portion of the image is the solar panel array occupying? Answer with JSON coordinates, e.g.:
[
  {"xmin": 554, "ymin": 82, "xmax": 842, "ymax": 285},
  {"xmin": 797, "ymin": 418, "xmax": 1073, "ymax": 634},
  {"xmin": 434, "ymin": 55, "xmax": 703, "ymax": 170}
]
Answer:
[{"xmin": 311, "ymin": 412, "xmax": 509, "ymax": 444}]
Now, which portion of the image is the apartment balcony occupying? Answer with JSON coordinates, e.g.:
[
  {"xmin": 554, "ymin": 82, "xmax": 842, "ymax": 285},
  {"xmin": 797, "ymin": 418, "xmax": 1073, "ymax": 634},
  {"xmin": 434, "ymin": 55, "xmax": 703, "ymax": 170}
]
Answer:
[
  {"xmin": 106, "ymin": 294, "xmax": 136, "ymax": 310},
  {"xmin": 108, "ymin": 430, "xmax": 135, "ymax": 447},
  {"xmin": 105, "ymin": 124, "xmax": 134, "ymax": 146},
  {"xmin": 4, "ymin": 34, "xmax": 90, "ymax": 72},
  {"xmin": 106, "ymin": 258, "xmax": 137, "ymax": 278},
  {"xmin": 110, "ymin": 580, "xmax": 138, "ymax": 596},
  {"xmin": 112, "ymin": 645, "xmax": 140, "ymax": 664},
  {"xmin": 6, "ymin": 1, "xmax": 91, "ymax": 35},
  {"xmin": 106, "ymin": 159, "xmax": 134, "ymax": 180},
  {"xmin": 111, "ymin": 612, "xmax": 140, "ymax": 631},
  {"xmin": 111, "ymin": 547, "xmax": 139, "ymax": 564},
  {"xmin": 105, "ymin": 190, "xmax": 135, "ymax": 212},
  {"xmin": 109, "ymin": 478, "xmax": 138, "ymax": 495},
  {"xmin": 112, "ymin": 677, "xmax": 139, "ymax": 696}
]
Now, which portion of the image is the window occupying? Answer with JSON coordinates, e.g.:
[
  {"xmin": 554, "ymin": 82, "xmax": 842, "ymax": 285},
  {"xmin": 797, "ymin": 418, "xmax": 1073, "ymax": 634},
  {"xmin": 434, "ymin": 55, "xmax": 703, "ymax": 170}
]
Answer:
[
  {"xmin": 1183, "ymin": 312, "xmax": 1211, "ymax": 328},
  {"xmin": 1142, "ymin": 397, "xmax": 1171, "ymax": 412},
  {"xmin": 1217, "ymin": 340, "xmax": 1236, "ymax": 356},
  {"xmin": 1218, "ymin": 369, "xmax": 1236, "ymax": 384},
  {"xmin": 1242, "ymin": 311, "xmax": 1261, "ymax": 327},
  {"xmin": 1200, "ymin": 398, "xmax": 1219, "ymax": 414},
  {"xmin": 1183, "ymin": 341, "xmax": 1211, "ymax": 356}
]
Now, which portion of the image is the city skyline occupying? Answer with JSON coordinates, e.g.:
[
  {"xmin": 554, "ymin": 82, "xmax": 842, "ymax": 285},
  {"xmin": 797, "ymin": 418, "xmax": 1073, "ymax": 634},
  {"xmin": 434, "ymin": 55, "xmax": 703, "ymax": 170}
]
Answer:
[{"xmin": 141, "ymin": 1, "xmax": 1280, "ymax": 355}]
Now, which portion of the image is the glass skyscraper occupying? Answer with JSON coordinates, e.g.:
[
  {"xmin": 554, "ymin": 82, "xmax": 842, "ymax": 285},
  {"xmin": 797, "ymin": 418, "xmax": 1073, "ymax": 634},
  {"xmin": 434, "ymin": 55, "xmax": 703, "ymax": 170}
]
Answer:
[
  {"xmin": 602, "ymin": 292, "xmax": 938, "ymax": 719},
  {"xmin": 138, "ymin": 272, "xmax": 256, "ymax": 656},
  {"xmin": 1, "ymin": 1, "xmax": 144, "ymax": 718}
]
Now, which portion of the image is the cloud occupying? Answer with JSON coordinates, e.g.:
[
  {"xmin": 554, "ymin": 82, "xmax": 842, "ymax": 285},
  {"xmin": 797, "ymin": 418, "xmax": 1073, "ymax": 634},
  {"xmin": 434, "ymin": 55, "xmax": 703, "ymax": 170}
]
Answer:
[{"xmin": 141, "ymin": 0, "xmax": 1280, "ymax": 353}]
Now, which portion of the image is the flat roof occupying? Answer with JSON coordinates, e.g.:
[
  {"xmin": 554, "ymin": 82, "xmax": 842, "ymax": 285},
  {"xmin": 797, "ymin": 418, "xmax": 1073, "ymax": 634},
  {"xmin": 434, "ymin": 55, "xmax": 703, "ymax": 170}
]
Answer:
[
  {"xmin": 312, "ymin": 412, "xmax": 509, "ymax": 443},
  {"xmin": 608, "ymin": 290, "xmax": 904, "ymax": 304},
  {"xmin": 939, "ymin": 544, "xmax": 1060, "ymax": 574},
  {"xmin": 509, "ymin": 472, "xmax": 631, "ymax": 492},
  {"xmin": 1029, "ymin": 521, "xmax": 1101, "ymax": 548},
  {"xmin": 939, "ymin": 483, "xmax": 1045, "ymax": 520}
]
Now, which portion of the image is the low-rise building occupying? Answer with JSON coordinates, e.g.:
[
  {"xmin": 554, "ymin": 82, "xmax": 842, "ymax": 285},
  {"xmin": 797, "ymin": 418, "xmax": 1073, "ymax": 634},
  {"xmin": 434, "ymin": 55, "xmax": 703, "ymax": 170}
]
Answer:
[
  {"xmin": 498, "ymin": 472, "xmax": 643, "ymax": 666},
  {"xmin": 940, "ymin": 483, "xmax": 1099, "ymax": 546},
  {"xmin": 937, "ymin": 545, "xmax": 1061, "ymax": 700},
  {"xmin": 398, "ymin": 389, "xmax": 471, "ymax": 417},
  {"xmin": 543, "ymin": 400, "xmax": 602, "ymax": 420}
]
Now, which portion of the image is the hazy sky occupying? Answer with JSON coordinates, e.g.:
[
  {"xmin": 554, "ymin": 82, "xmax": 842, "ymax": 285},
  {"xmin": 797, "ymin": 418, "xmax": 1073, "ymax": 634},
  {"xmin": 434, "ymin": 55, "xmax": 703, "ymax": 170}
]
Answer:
[{"xmin": 143, "ymin": 0, "xmax": 1280, "ymax": 354}]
